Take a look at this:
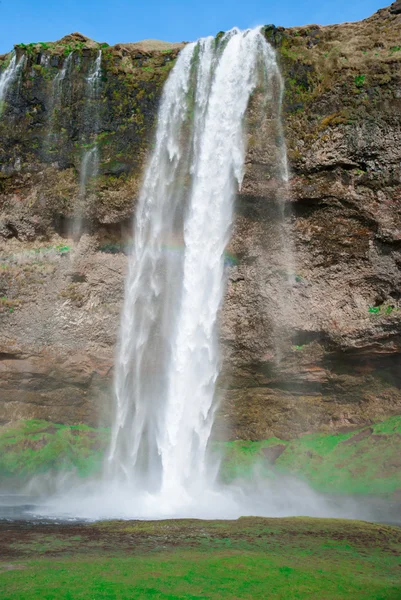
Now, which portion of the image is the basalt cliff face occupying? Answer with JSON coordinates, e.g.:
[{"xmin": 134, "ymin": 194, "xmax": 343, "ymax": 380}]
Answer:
[{"xmin": 0, "ymin": 5, "xmax": 400, "ymax": 440}]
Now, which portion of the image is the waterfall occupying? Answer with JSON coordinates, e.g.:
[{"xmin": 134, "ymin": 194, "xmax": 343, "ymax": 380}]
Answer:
[
  {"xmin": 69, "ymin": 51, "xmax": 102, "ymax": 239},
  {"xmin": 0, "ymin": 53, "xmax": 26, "ymax": 117},
  {"xmin": 87, "ymin": 49, "xmax": 102, "ymax": 89},
  {"xmin": 79, "ymin": 146, "xmax": 98, "ymax": 197},
  {"xmin": 46, "ymin": 53, "xmax": 73, "ymax": 153},
  {"xmin": 79, "ymin": 50, "xmax": 102, "ymax": 198},
  {"xmin": 106, "ymin": 28, "xmax": 283, "ymax": 510},
  {"xmin": 31, "ymin": 29, "xmax": 356, "ymax": 522}
]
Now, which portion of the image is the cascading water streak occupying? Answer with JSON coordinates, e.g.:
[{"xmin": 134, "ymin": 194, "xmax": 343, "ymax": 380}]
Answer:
[
  {"xmin": 79, "ymin": 50, "xmax": 102, "ymax": 199},
  {"xmin": 106, "ymin": 28, "xmax": 283, "ymax": 511},
  {"xmin": 0, "ymin": 53, "xmax": 26, "ymax": 117},
  {"xmin": 46, "ymin": 53, "xmax": 73, "ymax": 152}
]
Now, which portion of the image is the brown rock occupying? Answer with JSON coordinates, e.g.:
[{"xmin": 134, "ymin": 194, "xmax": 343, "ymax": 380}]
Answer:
[
  {"xmin": 342, "ymin": 428, "xmax": 373, "ymax": 444},
  {"xmin": 390, "ymin": 1, "xmax": 401, "ymax": 15}
]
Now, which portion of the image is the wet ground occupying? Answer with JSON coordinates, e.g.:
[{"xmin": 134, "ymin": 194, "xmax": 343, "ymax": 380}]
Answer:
[
  {"xmin": 1, "ymin": 513, "xmax": 401, "ymax": 561},
  {"xmin": 1, "ymin": 512, "xmax": 401, "ymax": 599}
]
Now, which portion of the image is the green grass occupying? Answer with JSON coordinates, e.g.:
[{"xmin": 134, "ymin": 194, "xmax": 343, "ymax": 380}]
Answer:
[
  {"xmin": 1, "ymin": 518, "xmax": 400, "ymax": 599},
  {"xmin": 354, "ymin": 74, "xmax": 366, "ymax": 87},
  {"xmin": 274, "ymin": 417, "xmax": 401, "ymax": 495},
  {"xmin": 0, "ymin": 420, "xmax": 108, "ymax": 480},
  {"xmin": 219, "ymin": 416, "xmax": 401, "ymax": 496},
  {"xmin": 1, "ymin": 416, "xmax": 401, "ymax": 497}
]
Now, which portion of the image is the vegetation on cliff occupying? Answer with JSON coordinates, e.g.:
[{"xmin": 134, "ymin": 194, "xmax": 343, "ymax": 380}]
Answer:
[
  {"xmin": 220, "ymin": 415, "xmax": 401, "ymax": 496},
  {"xmin": 1, "ymin": 416, "xmax": 400, "ymax": 498}
]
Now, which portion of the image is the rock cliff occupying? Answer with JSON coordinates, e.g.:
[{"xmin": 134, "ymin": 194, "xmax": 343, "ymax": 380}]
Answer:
[{"xmin": 0, "ymin": 5, "xmax": 400, "ymax": 440}]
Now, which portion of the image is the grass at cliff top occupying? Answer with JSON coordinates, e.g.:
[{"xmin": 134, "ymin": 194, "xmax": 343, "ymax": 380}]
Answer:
[
  {"xmin": 1, "ymin": 416, "xmax": 401, "ymax": 497},
  {"xmin": 1, "ymin": 517, "xmax": 400, "ymax": 599}
]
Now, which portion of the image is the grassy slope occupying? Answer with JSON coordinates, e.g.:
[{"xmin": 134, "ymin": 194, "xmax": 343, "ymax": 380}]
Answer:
[
  {"xmin": 219, "ymin": 416, "xmax": 401, "ymax": 496},
  {"xmin": 1, "ymin": 416, "xmax": 401, "ymax": 496},
  {"xmin": 0, "ymin": 420, "xmax": 109, "ymax": 480},
  {"xmin": 1, "ymin": 518, "xmax": 400, "ymax": 599}
]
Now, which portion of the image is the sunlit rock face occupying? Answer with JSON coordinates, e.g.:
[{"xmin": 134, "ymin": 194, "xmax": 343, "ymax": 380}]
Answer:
[{"xmin": 1, "ymin": 5, "xmax": 401, "ymax": 439}]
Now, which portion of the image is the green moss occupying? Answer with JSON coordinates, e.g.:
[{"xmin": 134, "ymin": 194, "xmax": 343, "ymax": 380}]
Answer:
[
  {"xmin": 15, "ymin": 42, "xmax": 37, "ymax": 55},
  {"xmin": 354, "ymin": 74, "xmax": 366, "ymax": 87}
]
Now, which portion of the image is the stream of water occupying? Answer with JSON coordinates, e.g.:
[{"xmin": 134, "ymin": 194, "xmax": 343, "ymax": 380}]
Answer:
[
  {"xmin": 79, "ymin": 50, "xmax": 102, "ymax": 199},
  {"xmin": 0, "ymin": 53, "xmax": 26, "ymax": 117},
  {"xmin": 46, "ymin": 52, "xmax": 73, "ymax": 153}
]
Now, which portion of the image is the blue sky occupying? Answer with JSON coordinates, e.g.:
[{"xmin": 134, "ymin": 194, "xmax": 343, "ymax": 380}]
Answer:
[{"xmin": 0, "ymin": 0, "xmax": 389, "ymax": 54}]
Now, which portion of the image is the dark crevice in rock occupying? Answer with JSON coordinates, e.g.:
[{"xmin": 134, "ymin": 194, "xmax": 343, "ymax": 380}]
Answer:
[
  {"xmin": 291, "ymin": 196, "xmax": 379, "ymax": 231},
  {"xmin": 291, "ymin": 330, "xmax": 333, "ymax": 348},
  {"xmin": 375, "ymin": 236, "xmax": 401, "ymax": 250},
  {"xmin": 299, "ymin": 162, "xmax": 361, "ymax": 175},
  {"xmin": 0, "ymin": 353, "xmax": 22, "ymax": 360},
  {"xmin": 390, "ymin": 1, "xmax": 401, "ymax": 15}
]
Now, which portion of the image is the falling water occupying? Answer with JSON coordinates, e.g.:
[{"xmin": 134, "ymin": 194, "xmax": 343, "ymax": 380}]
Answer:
[
  {"xmin": 46, "ymin": 53, "xmax": 73, "ymax": 153},
  {"xmin": 87, "ymin": 49, "xmax": 102, "ymax": 89},
  {"xmin": 0, "ymin": 53, "xmax": 26, "ymax": 117},
  {"xmin": 79, "ymin": 146, "xmax": 98, "ymax": 197},
  {"xmin": 53, "ymin": 52, "xmax": 73, "ymax": 101},
  {"xmin": 68, "ymin": 51, "xmax": 103, "ymax": 239},
  {"xmin": 79, "ymin": 50, "xmax": 102, "ymax": 198},
  {"xmin": 40, "ymin": 54, "xmax": 50, "ymax": 67},
  {"xmin": 105, "ymin": 28, "xmax": 283, "ymax": 510}
]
